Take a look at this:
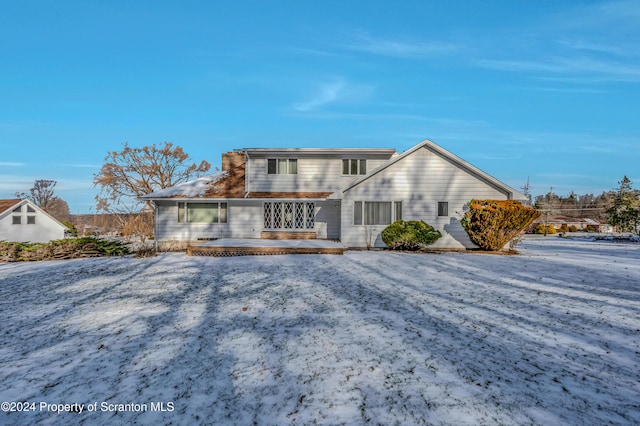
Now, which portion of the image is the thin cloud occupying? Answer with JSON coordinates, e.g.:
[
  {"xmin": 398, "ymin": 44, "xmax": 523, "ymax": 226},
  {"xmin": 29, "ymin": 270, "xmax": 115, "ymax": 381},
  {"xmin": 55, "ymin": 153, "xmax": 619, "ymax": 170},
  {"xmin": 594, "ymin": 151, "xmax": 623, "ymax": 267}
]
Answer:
[
  {"xmin": 66, "ymin": 163, "xmax": 101, "ymax": 169},
  {"xmin": 0, "ymin": 162, "xmax": 25, "ymax": 167},
  {"xmin": 292, "ymin": 78, "xmax": 375, "ymax": 112},
  {"xmin": 345, "ymin": 30, "xmax": 460, "ymax": 58},
  {"xmin": 471, "ymin": 1, "xmax": 640, "ymax": 85},
  {"xmin": 556, "ymin": 39, "xmax": 630, "ymax": 57},
  {"xmin": 477, "ymin": 56, "xmax": 640, "ymax": 83},
  {"xmin": 523, "ymin": 86, "xmax": 608, "ymax": 94},
  {"xmin": 293, "ymin": 79, "xmax": 348, "ymax": 112},
  {"xmin": 0, "ymin": 175, "xmax": 33, "ymax": 192}
]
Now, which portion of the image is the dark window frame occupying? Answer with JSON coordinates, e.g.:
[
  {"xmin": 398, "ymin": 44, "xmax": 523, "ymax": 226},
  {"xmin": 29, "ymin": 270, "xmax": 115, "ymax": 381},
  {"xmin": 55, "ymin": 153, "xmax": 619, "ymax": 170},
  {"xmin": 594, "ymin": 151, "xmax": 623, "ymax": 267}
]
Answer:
[
  {"xmin": 342, "ymin": 159, "xmax": 367, "ymax": 175},
  {"xmin": 267, "ymin": 158, "xmax": 298, "ymax": 175},
  {"xmin": 438, "ymin": 202, "xmax": 449, "ymax": 217}
]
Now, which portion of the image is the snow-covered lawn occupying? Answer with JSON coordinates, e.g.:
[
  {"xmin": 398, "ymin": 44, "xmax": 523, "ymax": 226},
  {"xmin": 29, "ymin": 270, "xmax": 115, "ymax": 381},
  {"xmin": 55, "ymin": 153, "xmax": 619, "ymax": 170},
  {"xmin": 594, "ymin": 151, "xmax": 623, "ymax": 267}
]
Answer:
[{"xmin": 1, "ymin": 238, "xmax": 639, "ymax": 425}]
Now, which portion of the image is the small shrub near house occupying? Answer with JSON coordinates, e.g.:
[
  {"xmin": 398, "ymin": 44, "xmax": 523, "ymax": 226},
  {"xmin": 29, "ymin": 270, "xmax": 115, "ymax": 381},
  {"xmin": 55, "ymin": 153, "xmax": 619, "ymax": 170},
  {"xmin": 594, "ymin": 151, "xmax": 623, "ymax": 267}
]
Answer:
[
  {"xmin": 533, "ymin": 224, "xmax": 557, "ymax": 235},
  {"xmin": 461, "ymin": 200, "xmax": 540, "ymax": 251},
  {"xmin": 0, "ymin": 237, "xmax": 129, "ymax": 262},
  {"xmin": 381, "ymin": 220, "xmax": 442, "ymax": 251},
  {"xmin": 568, "ymin": 225, "xmax": 579, "ymax": 232},
  {"xmin": 62, "ymin": 221, "xmax": 78, "ymax": 237}
]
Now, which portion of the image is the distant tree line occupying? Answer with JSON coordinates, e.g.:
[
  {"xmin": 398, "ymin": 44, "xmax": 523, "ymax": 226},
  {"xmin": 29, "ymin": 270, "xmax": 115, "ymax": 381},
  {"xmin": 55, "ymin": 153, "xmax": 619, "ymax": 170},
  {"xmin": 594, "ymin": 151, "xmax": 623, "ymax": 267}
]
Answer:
[
  {"xmin": 532, "ymin": 176, "xmax": 640, "ymax": 234},
  {"xmin": 533, "ymin": 191, "xmax": 612, "ymax": 219}
]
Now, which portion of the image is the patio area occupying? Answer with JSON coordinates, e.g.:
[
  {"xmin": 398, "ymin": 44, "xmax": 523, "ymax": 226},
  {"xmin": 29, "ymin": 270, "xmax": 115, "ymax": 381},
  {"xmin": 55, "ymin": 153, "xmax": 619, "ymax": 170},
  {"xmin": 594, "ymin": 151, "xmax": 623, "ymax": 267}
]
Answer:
[{"xmin": 187, "ymin": 238, "xmax": 346, "ymax": 256}]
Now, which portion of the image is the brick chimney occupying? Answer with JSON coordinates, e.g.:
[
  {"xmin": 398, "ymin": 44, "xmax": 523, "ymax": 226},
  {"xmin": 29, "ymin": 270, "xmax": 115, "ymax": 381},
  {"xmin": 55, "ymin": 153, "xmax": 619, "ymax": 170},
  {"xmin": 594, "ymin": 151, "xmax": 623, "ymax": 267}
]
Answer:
[{"xmin": 221, "ymin": 151, "xmax": 245, "ymax": 171}]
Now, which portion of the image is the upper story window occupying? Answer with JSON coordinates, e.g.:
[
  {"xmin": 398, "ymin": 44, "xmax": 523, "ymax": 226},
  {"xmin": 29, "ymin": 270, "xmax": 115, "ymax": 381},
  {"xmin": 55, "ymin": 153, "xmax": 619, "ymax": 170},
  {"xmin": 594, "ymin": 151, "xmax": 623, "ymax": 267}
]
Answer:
[
  {"xmin": 267, "ymin": 159, "xmax": 297, "ymax": 175},
  {"xmin": 342, "ymin": 159, "xmax": 366, "ymax": 175},
  {"xmin": 12, "ymin": 216, "xmax": 21, "ymax": 225}
]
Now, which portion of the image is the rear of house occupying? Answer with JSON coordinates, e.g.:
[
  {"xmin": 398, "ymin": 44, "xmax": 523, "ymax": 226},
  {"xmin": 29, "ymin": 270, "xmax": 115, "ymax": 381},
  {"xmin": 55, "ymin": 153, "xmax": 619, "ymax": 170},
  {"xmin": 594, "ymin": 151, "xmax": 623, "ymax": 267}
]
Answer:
[{"xmin": 143, "ymin": 139, "xmax": 526, "ymax": 249}]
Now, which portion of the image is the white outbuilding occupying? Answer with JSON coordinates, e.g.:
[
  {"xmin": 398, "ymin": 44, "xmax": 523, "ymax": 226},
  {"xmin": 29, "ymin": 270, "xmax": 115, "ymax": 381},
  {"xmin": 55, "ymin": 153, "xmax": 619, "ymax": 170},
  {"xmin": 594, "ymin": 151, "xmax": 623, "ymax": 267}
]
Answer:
[{"xmin": 0, "ymin": 199, "xmax": 67, "ymax": 243}]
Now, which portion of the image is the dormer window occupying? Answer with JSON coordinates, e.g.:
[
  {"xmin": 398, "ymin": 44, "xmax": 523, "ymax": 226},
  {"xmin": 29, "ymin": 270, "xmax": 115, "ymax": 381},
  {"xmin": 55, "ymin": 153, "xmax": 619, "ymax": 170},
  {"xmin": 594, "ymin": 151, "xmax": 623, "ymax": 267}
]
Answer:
[
  {"xmin": 267, "ymin": 159, "xmax": 297, "ymax": 175},
  {"xmin": 342, "ymin": 159, "xmax": 366, "ymax": 175}
]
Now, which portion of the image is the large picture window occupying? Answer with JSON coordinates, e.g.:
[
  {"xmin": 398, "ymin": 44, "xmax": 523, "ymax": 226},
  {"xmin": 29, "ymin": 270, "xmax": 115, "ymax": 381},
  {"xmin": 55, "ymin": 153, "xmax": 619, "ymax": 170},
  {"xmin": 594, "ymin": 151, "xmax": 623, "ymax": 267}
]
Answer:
[
  {"xmin": 178, "ymin": 202, "xmax": 227, "ymax": 223},
  {"xmin": 268, "ymin": 158, "xmax": 297, "ymax": 174},
  {"xmin": 264, "ymin": 202, "xmax": 314, "ymax": 230},
  {"xmin": 354, "ymin": 201, "xmax": 402, "ymax": 225}
]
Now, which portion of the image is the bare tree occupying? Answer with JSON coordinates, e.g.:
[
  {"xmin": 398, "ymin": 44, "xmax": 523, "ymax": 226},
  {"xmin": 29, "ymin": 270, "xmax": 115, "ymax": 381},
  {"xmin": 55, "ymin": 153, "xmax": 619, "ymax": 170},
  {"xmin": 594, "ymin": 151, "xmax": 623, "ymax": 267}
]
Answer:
[
  {"xmin": 46, "ymin": 197, "xmax": 71, "ymax": 222},
  {"xmin": 94, "ymin": 142, "xmax": 211, "ymax": 213},
  {"xmin": 93, "ymin": 142, "xmax": 211, "ymax": 238},
  {"xmin": 15, "ymin": 179, "xmax": 57, "ymax": 209}
]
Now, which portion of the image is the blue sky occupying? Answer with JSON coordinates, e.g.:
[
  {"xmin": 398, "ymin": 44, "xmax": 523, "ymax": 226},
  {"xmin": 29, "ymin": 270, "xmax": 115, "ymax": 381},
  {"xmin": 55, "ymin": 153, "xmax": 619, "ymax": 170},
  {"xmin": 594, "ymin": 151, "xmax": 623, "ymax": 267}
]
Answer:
[{"xmin": 1, "ymin": 1, "xmax": 639, "ymax": 213}]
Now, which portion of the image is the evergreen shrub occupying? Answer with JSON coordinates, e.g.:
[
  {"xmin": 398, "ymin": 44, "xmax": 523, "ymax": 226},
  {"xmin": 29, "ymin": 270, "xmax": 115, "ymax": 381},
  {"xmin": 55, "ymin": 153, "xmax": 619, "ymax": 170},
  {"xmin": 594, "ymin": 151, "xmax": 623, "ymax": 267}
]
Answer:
[
  {"xmin": 461, "ymin": 200, "xmax": 540, "ymax": 251},
  {"xmin": 0, "ymin": 237, "xmax": 129, "ymax": 262},
  {"xmin": 533, "ymin": 224, "xmax": 558, "ymax": 234},
  {"xmin": 381, "ymin": 220, "xmax": 442, "ymax": 251},
  {"xmin": 568, "ymin": 225, "xmax": 579, "ymax": 232}
]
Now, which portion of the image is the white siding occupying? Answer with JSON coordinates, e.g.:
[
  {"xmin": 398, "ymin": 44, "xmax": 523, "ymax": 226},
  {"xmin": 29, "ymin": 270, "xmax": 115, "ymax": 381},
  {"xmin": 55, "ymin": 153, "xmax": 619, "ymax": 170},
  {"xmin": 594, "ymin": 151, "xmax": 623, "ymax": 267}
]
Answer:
[
  {"xmin": 248, "ymin": 156, "xmax": 391, "ymax": 193},
  {"xmin": 154, "ymin": 199, "xmax": 340, "ymax": 241},
  {"xmin": 340, "ymin": 146, "xmax": 510, "ymax": 248},
  {"xmin": 315, "ymin": 201, "xmax": 341, "ymax": 239},
  {"xmin": 154, "ymin": 200, "xmax": 263, "ymax": 241},
  {"xmin": 0, "ymin": 203, "xmax": 66, "ymax": 243}
]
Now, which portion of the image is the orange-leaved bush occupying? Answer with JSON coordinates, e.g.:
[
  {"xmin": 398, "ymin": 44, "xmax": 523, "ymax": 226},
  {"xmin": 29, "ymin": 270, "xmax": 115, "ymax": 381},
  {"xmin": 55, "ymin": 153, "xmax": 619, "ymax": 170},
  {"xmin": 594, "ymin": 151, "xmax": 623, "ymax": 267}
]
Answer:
[{"xmin": 461, "ymin": 200, "xmax": 540, "ymax": 251}]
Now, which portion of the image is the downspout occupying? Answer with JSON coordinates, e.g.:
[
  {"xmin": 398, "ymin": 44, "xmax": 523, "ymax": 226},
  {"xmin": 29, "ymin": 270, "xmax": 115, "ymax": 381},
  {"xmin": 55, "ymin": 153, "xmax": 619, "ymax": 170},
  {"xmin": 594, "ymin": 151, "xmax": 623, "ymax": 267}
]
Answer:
[
  {"xmin": 152, "ymin": 200, "xmax": 158, "ymax": 252},
  {"xmin": 244, "ymin": 150, "xmax": 251, "ymax": 198}
]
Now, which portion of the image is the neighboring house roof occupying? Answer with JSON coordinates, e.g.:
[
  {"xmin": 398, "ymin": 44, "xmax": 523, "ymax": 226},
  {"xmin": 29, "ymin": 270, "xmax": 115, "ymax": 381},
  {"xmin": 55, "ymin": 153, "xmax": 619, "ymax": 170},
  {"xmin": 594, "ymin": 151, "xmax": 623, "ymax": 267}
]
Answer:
[
  {"xmin": 0, "ymin": 198, "xmax": 67, "ymax": 228},
  {"xmin": 329, "ymin": 139, "xmax": 527, "ymax": 201},
  {"xmin": 0, "ymin": 199, "xmax": 22, "ymax": 215},
  {"xmin": 532, "ymin": 216, "xmax": 610, "ymax": 227}
]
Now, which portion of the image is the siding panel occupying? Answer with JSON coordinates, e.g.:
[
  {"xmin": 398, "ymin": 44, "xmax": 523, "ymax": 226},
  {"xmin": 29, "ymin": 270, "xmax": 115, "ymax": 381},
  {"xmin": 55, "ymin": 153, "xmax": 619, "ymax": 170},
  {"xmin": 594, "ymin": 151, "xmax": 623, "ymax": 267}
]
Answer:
[
  {"xmin": 249, "ymin": 156, "xmax": 391, "ymax": 193},
  {"xmin": 341, "ymin": 147, "xmax": 510, "ymax": 248}
]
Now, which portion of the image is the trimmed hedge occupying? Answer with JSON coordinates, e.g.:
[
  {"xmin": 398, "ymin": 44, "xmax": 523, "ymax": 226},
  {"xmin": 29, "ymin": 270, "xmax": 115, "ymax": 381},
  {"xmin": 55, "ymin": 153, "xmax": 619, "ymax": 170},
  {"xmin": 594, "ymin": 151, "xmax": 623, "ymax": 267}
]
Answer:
[
  {"xmin": 381, "ymin": 220, "xmax": 442, "ymax": 251},
  {"xmin": 461, "ymin": 200, "xmax": 540, "ymax": 251},
  {"xmin": 0, "ymin": 237, "xmax": 129, "ymax": 262},
  {"xmin": 533, "ymin": 224, "xmax": 557, "ymax": 234}
]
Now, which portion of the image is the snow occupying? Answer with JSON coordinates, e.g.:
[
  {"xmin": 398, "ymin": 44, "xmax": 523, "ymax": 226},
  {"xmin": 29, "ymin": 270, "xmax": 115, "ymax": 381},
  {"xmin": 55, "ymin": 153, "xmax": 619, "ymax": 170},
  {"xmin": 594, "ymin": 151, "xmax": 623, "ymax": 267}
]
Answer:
[
  {"xmin": 196, "ymin": 238, "xmax": 345, "ymax": 249},
  {"xmin": 143, "ymin": 172, "xmax": 227, "ymax": 198},
  {"xmin": 1, "ymin": 237, "xmax": 639, "ymax": 425}
]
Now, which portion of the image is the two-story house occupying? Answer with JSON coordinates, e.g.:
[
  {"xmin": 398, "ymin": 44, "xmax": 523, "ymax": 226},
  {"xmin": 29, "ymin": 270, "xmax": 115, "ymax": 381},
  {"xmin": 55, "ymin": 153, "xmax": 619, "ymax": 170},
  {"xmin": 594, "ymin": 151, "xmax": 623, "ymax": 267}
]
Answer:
[{"xmin": 143, "ymin": 139, "xmax": 527, "ymax": 249}]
